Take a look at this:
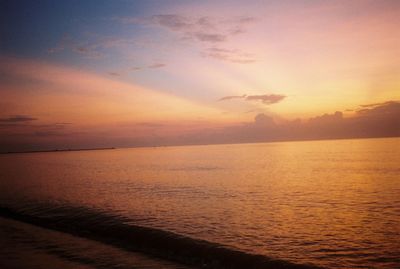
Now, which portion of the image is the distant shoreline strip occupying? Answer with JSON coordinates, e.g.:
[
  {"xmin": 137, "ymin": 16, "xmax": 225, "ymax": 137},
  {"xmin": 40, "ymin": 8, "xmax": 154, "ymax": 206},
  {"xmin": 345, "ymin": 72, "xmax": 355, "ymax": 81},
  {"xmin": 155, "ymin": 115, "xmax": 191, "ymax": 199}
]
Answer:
[
  {"xmin": 1, "ymin": 147, "xmax": 115, "ymax": 154},
  {"xmin": 0, "ymin": 205, "xmax": 322, "ymax": 269}
]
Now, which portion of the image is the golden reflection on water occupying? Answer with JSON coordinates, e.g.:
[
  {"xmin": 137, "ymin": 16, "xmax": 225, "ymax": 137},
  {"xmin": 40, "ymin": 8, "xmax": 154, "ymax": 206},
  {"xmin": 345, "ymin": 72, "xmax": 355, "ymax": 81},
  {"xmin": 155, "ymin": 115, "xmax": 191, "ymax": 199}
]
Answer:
[{"xmin": 0, "ymin": 137, "xmax": 399, "ymax": 268}]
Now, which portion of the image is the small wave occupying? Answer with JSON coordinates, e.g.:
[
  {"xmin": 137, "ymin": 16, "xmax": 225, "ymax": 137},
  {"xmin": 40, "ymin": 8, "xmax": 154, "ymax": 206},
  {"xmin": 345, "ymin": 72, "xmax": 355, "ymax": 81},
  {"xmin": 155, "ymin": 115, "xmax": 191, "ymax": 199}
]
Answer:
[{"xmin": 0, "ymin": 204, "xmax": 321, "ymax": 269}]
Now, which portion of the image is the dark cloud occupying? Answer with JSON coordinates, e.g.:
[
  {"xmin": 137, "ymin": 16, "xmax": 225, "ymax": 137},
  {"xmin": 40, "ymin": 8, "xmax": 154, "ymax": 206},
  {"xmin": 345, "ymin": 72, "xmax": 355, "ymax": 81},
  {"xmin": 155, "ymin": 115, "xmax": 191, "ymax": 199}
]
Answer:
[
  {"xmin": 359, "ymin": 102, "xmax": 383, "ymax": 108},
  {"xmin": 308, "ymin": 111, "xmax": 343, "ymax": 124},
  {"xmin": 0, "ymin": 115, "xmax": 37, "ymax": 123},
  {"xmin": 303, "ymin": 101, "xmax": 400, "ymax": 139},
  {"xmin": 218, "ymin": 93, "xmax": 286, "ymax": 105},
  {"xmin": 0, "ymin": 120, "xmax": 78, "ymax": 152},
  {"xmin": 253, "ymin": 113, "xmax": 276, "ymax": 127},
  {"xmin": 356, "ymin": 101, "xmax": 399, "ymax": 115},
  {"xmin": 32, "ymin": 131, "xmax": 67, "ymax": 137},
  {"xmin": 171, "ymin": 100, "xmax": 400, "ymax": 146}
]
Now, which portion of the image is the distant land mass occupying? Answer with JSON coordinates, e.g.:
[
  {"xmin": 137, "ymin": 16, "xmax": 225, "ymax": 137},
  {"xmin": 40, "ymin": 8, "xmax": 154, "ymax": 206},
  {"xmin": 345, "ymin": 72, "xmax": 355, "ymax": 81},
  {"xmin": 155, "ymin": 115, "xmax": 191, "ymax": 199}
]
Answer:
[{"xmin": 2, "ymin": 147, "xmax": 115, "ymax": 154}]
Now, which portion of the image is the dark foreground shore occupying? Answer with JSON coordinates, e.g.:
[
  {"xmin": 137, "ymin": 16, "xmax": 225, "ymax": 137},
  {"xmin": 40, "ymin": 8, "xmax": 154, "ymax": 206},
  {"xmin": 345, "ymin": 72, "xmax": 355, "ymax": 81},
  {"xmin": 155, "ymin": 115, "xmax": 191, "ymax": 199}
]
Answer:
[
  {"xmin": 0, "ymin": 216, "xmax": 192, "ymax": 269},
  {"xmin": 0, "ymin": 206, "xmax": 321, "ymax": 269}
]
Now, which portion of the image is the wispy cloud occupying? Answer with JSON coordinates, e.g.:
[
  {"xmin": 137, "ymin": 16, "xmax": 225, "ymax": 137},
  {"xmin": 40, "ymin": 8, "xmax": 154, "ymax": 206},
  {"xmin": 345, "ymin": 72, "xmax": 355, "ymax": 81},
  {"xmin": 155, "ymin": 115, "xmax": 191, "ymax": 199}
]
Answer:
[
  {"xmin": 47, "ymin": 34, "xmax": 72, "ymax": 54},
  {"xmin": 203, "ymin": 47, "xmax": 256, "ymax": 63},
  {"xmin": 146, "ymin": 14, "xmax": 255, "ymax": 44},
  {"xmin": 107, "ymin": 63, "xmax": 165, "ymax": 77},
  {"xmin": 73, "ymin": 46, "xmax": 103, "ymax": 59},
  {"xmin": 218, "ymin": 94, "xmax": 247, "ymax": 101},
  {"xmin": 193, "ymin": 32, "xmax": 226, "ymax": 43},
  {"xmin": 147, "ymin": 63, "xmax": 166, "ymax": 69},
  {"xmin": 108, "ymin": 72, "xmax": 120, "ymax": 76},
  {"xmin": 48, "ymin": 34, "xmax": 135, "ymax": 59},
  {"xmin": 0, "ymin": 115, "xmax": 75, "ymax": 141},
  {"xmin": 118, "ymin": 14, "xmax": 257, "ymax": 64},
  {"xmin": 0, "ymin": 115, "xmax": 37, "ymax": 123},
  {"xmin": 246, "ymin": 94, "xmax": 286, "ymax": 104},
  {"xmin": 359, "ymin": 101, "xmax": 397, "ymax": 109},
  {"xmin": 218, "ymin": 93, "xmax": 286, "ymax": 105}
]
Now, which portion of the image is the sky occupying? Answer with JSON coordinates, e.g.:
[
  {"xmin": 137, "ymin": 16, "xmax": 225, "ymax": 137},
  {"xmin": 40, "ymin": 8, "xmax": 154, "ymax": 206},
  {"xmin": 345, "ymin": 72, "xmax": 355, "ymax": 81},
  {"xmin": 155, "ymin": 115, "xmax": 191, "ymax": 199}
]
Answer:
[{"xmin": 0, "ymin": 0, "xmax": 399, "ymax": 152}]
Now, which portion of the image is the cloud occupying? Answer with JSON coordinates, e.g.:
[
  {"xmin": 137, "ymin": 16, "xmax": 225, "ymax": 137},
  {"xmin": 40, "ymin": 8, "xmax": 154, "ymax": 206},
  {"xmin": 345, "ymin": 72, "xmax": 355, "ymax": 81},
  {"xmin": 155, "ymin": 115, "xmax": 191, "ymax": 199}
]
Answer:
[
  {"xmin": 357, "ymin": 101, "xmax": 399, "ymax": 112},
  {"xmin": 118, "ymin": 14, "xmax": 257, "ymax": 63},
  {"xmin": 218, "ymin": 94, "xmax": 247, "ymax": 101},
  {"xmin": 121, "ymin": 14, "xmax": 257, "ymax": 34},
  {"xmin": 169, "ymin": 100, "xmax": 400, "ymax": 146},
  {"xmin": 193, "ymin": 32, "xmax": 226, "ymax": 43},
  {"xmin": 0, "ymin": 115, "xmax": 37, "ymax": 123},
  {"xmin": 254, "ymin": 113, "xmax": 276, "ymax": 126},
  {"xmin": 72, "ymin": 45, "xmax": 103, "ymax": 59},
  {"xmin": 150, "ymin": 14, "xmax": 228, "ymax": 44},
  {"xmin": 151, "ymin": 14, "xmax": 191, "ymax": 31},
  {"xmin": 213, "ymin": 100, "xmax": 400, "ymax": 144},
  {"xmin": 246, "ymin": 94, "xmax": 286, "ymax": 104},
  {"xmin": 218, "ymin": 93, "xmax": 286, "ymax": 105},
  {"xmin": 147, "ymin": 63, "xmax": 166, "ymax": 69},
  {"xmin": 359, "ymin": 102, "xmax": 384, "ymax": 108},
  {"xmin": 203, "ymin": 47, "xmax": 256, "ymax": 63},
  {"xmin": 2, "ymin": 99, "xmax": 399, "ymax": 152},
  {"xmin": 365, "ymin": 101, "xmax": 400, "ymax": 116},
  {"xmin": 47, "ymin": 34, "xmax": 71, "ymax": 54},
  {"xmin": 308, "ymin": 111, "xmax": 343, "ymax": 124},
  {"xmin": 147, "ymin": 14, "xmax": 255, "ymax": 44},
  {"xmin": 48, "ymin": 34, "xmax": 135, "ymax": 59},
  {"xmin": 0, "ymin": 118, "xmax": 74, "ymax": 145},
  {"xmin": 108, "ymin": 72, "xmax": 120, "ymax": 76}
]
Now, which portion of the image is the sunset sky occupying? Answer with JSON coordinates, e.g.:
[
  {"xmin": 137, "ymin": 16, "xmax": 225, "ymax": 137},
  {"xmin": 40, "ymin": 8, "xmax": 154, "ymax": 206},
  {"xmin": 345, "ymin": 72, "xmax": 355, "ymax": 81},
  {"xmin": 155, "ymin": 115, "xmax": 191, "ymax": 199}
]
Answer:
[{"xmin": 1, "ymin": 0, "xmax": 399, "ymax": 151}]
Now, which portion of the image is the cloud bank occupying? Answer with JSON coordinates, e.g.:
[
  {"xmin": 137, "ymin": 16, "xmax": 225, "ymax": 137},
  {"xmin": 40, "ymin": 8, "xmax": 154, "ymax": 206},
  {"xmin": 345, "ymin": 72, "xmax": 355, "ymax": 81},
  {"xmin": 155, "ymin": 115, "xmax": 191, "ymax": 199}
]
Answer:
[
  {"xmin": 1, "ymin": 101, "xmax": 399, "ymax": 152},
  {"xmin": 211, "ymin": 100, "xmax": 400, "ymax": 143}
]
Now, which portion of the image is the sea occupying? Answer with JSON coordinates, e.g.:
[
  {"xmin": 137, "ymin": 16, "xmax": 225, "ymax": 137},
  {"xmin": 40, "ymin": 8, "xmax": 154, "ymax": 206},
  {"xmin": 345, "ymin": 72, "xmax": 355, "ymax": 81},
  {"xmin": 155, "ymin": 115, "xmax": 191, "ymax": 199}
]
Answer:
[{"xmin": 1, "ymin": 137, "xmax": 399, "ymax": 269}]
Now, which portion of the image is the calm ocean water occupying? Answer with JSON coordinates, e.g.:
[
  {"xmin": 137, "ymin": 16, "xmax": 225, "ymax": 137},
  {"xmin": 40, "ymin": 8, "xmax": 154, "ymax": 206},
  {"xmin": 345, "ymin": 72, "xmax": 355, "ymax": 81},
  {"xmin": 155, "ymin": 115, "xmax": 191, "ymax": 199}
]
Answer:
[{"xmin": 1, "ymin": 138, "xmax": 399, "ymax": 268}]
